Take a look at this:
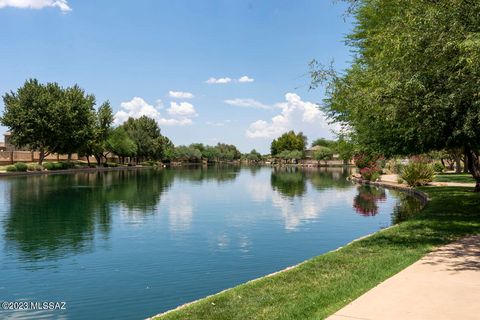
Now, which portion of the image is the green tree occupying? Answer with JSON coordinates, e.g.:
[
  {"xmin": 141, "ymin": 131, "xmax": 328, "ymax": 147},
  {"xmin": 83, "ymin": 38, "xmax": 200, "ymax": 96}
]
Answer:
[
  {"xmin": 106, "ymin": 127, "xmax": 137, "ymax": 162},
  {"xmin": 215, "ymin": 143, "xmax": 242, "ymax": 161},
  {"xmin": 56, "ymin": 85, "xmax": 96, "ymax": 160},
  {"xmin": 202, "ymin": 145, "xmax": 221, "ymax": 162},
  {"xmin": 121, "ymin": 116, "xmax": 165, "ymax": 162},
  {"xmin": 311, "ymin": 0, "xmax": 480, "ymax": 191},
  {"xmin": 174, "ymin": 145, "xmax": 202, "ymax": 162},
  {"xmin": 78, "ymin": 101, "xmax": 113, "ymax": 165},
  {"xmin": 271, "ymin": 131, "xmax": 307, "ymax": 156},
  {"xmin": 314, "ymin": 147, "xmax": 334, "ymax": 166},
  {"xmin": 311, "ymin": 138, "xmax": 336, "ymax": 149},
  {"xmin": 2, "ymin": 79, "xmax": 70, "ymax": 163},
  {"xmin": 246, "ymin": 149, "xmax": 262, "ymax": 162}
]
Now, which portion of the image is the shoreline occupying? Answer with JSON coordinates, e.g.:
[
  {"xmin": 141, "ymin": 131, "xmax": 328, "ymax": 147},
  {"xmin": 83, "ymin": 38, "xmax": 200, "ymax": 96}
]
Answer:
[
  {"xmin": 148, "ymin": 177, "xmax": 429, "ymax": 319},
  {"xmin": 0, "ymin": 165, "xmax": 152, "ymax": 177}
]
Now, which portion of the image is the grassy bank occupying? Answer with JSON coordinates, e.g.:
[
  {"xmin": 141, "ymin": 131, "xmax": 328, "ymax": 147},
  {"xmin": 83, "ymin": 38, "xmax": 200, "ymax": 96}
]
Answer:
[
  {"xmin": 153, "ymin": 186, "xmax": 480, "ymax": 320},
  {"xmin": 434, "ymin": 173, "xmax": 475, "ymax": 183}
]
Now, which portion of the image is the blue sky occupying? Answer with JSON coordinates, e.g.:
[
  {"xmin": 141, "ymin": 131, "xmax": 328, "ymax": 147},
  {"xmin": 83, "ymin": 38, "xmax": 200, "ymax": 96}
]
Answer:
[{"xmin": 0, "ymin": 0, "xmax": 353, "ymax": 153}]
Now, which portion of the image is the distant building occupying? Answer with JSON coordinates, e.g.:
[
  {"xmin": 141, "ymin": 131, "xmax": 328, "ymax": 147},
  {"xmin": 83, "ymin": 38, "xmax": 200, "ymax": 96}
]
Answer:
[
  {"xmin": 3, "ymin": 132, "xmax": 28, "ymax": 151},
  {"xmin": 304, "ymin": 145, "xmax": 324, "ymax": 159}
]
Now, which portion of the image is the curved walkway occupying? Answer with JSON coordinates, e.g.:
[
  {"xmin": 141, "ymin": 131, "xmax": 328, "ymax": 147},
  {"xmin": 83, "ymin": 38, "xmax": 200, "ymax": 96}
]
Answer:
[
  {"xmin": 327, "ymin": 233, "xmax": 480, "ymax": 320},
  {"xmin": 380, "ymin": 174, "xmax": 476, "ymax": 188},
  {"xmin": 332, "ymin": 175, "xmax": 480, "ymax": 319}
]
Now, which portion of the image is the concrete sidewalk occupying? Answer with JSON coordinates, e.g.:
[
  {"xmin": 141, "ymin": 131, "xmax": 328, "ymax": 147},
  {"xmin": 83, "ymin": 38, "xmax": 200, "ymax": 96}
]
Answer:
[
  {"xmin": 380, "ymin": 173, "xmax": 476, "ymax": 188},
  {"xmin": 327, "ymin": 235, "xmax": 480, "ymax": 320}
]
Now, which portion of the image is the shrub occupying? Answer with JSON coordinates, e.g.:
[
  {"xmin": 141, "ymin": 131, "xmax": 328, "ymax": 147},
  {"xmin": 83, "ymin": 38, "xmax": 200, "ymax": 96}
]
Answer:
[
  {"xmin": 61, "ymin": 162, "xmax": 75, "ymax": 169},
  {"xmin": 105, "ymin": 162, "xmax": 119, "ymax": 167},
  {"xmin": 385, "ymin": 159, "xmax": 404, "ymax": 174},
  {"xmin": 359, "ymin": 167, "xmax": 381, "ymax": 181},
  {"xmin": 432, "ymin": 162, "xmax": 444, "ymax": 173},
  {"xmin": 43, "ymin": 162, "xmax": 65, "ymax": 170},
  {"xmin": 140, "ymin": 161, "xmax": 156, "ymax": 167},
  {"xmin": 53, "ymin": 162, "xmax": 64, "ymax": 170},
  {"xmin": 14, "ymin": 162, "xmax": 28, "ymax": 172},
  {"xmin": 42, "ymin": 162, "xmax": 54, "ymax": 170},
  {"xmin": 397, "ymin": 178, "xmax": 404, "ymax": 184},
  {"xmin": 6, "ymin": 165, "xmax": 17, "ymax": 172},
  {"xmin": 400, "ymin": 160, "xmax": 435, "ymax": 186},
  {"xmin": 27, "ymin": 164, "xmax": 43, "ymax": 171}
]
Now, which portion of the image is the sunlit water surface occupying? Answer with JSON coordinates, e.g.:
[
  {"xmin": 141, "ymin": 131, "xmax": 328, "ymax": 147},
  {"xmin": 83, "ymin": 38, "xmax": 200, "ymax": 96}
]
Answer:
[{"xmin": 0, "ymin": 166, "xmax": 421, "ymax": 319}]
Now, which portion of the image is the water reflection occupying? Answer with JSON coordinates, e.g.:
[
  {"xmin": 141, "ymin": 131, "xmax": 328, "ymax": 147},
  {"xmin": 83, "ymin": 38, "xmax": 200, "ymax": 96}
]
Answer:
[
  {"xmin": 270, "ymin": 167, "xmax": 307, "ymax": 197},
  {"xmin": 3, "ymin": 170, "xmax": 174, "ymax": 262},
  {"xmin": 353, "ymin": 185, "xmax": 387, "ymax": 216},
  {"xmin": 391, "ymin": 190, "xmax": 424, "ymax": 224},
  {"xmin": 268, "ymin": 167, "xmax": 355, "ymax": 230},
  {"xmin": 0, "ymin": 166, "xmax": 425, "ymax": 320},
  {"xmin": 1, "ymin": 166, "xmax": 421, "ymax": 266}
]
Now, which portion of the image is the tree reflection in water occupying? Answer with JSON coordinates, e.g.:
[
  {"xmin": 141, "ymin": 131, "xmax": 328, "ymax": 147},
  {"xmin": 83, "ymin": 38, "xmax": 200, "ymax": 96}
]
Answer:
[
  {"xmin": 270, "ymin": 167, "xmax": 307, "ymax": 197},
  {"xmin": 390, "ymin": 190, "xmax": 424, "ymax": 224},
  {"xmin": 3, "ymin": 169, "xmax": 174, "ymax": 262},
  {"xmin": 3, "ymin": 167, "xmax": 246, "ymax": 263},
  {"xmin": 353, "ymin": 185, "xmax": 386, "ymax": 216}
]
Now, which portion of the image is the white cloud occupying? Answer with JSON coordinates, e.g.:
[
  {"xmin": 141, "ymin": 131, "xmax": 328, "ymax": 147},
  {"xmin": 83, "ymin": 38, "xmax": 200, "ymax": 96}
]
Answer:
[
  {"xmin": 224, "ymin": 98, "xmax": 271, "ymax": 110},
  {"xmin": 205, "ymin": 77, "xmax": 232, "ymax": 84},
  {"xmin": 246, "ymin": 93, "xmax": 331, "ymax": 138},
  {"xmin": 114, "ymin": 97, "xmax": 196, "ymax": 127},
  {"xmin": 158, "ymin": 118, "xmax": 193, "ymax": 126},
  {"xmin": 0, "ymin": 0, "xmax": 71, "ymax": 12},
  {"xmin": 206, "ymin": 120, "xmax": 231, "ymax": 127},
  {"xmin": 168, "ymin": 90, "xmax": 194, "ymax": 99},
  {"xmin": 238, "ymin": 76, "xmax": 254, "ymax": 83},
  {"xmin": 245, "ymin": 179, "xmax": 357, "ymax": 231},
  {"xmin": 167, "ymin": 101, "xmax": 197, "ymax": 117},
  {"xmin": 166, "ymin": 194, "xmax": 193, "ymax": 232}
]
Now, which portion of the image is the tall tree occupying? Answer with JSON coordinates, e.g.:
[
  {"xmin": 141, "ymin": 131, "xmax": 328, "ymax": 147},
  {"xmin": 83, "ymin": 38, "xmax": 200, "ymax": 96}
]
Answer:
[
  {"xmin": 121, "ymin": 116, "xmax": 164, "ymax": 162},
  {"xmin": 1, "ymin": 79, "xmax": 64, "ymax": 164},
  {"xmin": 271, "ymin": 131, "xmax": 307, "ymax": 156},
  {"xmin": 311, "ymin": 0, "xmax": 480, "ymax": 191},
  {"xmin": 106, "ymin": 127, "xmax": 137, "ymax": 162},
  {"xmin": 79, "ymin": 101, "xmax": 114, "ymax": 164},
  {"xmin": 57, "ymin": 85, "xmax": 96, "ymax": 160},
  {"xmin": 311, "ymin": 138, "xmax": 336, "ymax": 149}
]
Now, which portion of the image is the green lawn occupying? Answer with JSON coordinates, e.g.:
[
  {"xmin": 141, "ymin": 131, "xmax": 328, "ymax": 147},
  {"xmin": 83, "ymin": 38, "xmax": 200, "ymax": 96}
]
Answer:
[
  {"xmin": 434, "ymin": 173, "xmax": 475, "ymax": 183},
  {"xmin": 154, "ymin": 187, "xmax": 480, "ymax": 320}
]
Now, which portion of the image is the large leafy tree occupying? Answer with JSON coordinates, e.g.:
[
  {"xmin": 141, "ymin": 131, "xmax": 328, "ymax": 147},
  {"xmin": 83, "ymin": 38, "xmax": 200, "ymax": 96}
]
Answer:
[
  {"xmin": 1, "ymin": 79, "xmax": 96, "ymax": 164},
  {"xmin": 121, "ymin": 116, "xmax": 165, "ymax": 162},
  {"xmin": 79, "ymin": 101, "xmax": 114, "ymax": 164},
  {"xmin": 57, "ymin": 85, "xmax": 96, "ymax": 159},
  {"xmin": 312, "ymin": 0, "xmax": 480, "ymax": 191},
  {"xmin": 270, "ymin": 130, "xmax": 307, "ymax": 156},
  {"xmin": 106, "ymin": 127, "xmax": 137, "ymax": 162}
]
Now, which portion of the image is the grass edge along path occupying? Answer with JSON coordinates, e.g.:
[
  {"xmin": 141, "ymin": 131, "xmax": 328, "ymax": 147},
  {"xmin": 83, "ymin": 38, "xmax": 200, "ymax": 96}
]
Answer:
[{"xmin": 152, "ymin": 186, "xmax": 480, "ymax": 320}]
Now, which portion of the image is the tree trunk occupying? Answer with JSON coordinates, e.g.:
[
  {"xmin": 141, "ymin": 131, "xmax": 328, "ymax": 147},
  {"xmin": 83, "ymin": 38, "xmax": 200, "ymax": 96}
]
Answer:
[
  {"xmin": 86, "ymin": 156, "xmax": 90, "ymax": 166},
  {"xmin": 463, "ymin": 151, "xmax": 469, "ymax": 173},
  {"xmin": 38, "ymin": 149, "xmax": 46, "ymax": 165},
  {"xmin": 455, "ymin": 156, "xmax": 461, "ymax": 173},
  {"xmin": 465, "ymin": 147, "xmax": 480, "ymax": 192},
  {"xmin": 68, "ymin": 153, "xmax": 72, "ymax": 162}
]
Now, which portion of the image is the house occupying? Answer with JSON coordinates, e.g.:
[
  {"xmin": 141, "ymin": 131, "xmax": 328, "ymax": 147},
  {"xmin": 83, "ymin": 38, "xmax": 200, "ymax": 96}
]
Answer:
[
  {"xmin": 304, "ymin": 146, "xmax": 323, "ymax": 159},
  {"xmin": 3, "ymin": 132, "xmax": 28, "ymax": 151}
]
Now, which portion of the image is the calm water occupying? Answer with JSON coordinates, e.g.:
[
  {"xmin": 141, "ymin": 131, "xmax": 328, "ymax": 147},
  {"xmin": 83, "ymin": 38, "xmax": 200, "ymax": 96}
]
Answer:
[{"xmin": 0, "ymin": 166, "xmax": 421, "ymax": 320}]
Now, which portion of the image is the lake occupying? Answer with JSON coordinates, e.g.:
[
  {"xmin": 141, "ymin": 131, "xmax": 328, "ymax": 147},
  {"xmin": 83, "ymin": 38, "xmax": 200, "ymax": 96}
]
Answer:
[{"xmin": 0, "ymin": 166, "xmax": 422, "ymax": 319}]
